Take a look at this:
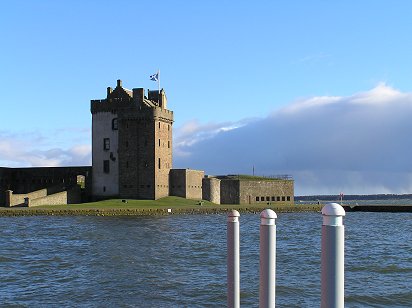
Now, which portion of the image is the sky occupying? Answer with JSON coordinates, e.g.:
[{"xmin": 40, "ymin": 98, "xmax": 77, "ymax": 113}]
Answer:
[{"xmin": 1, "ymin": 1, "xmax": 412, "ymax": 195}]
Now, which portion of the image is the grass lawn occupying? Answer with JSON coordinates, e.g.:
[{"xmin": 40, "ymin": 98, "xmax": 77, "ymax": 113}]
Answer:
[
  {"xmin": 35, "ymin": 196, "xmax": 217, "ymax": 210},
  {"xmin": 0, "ymin": 196, "xmax": 322, "ymax": 216}
]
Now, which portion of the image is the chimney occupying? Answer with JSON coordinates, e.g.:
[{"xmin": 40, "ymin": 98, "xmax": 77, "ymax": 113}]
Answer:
[
  {"xmin": 107, "ymin": 87, "xmax": 112, "ymax": 98},
  {"xmin": 133, "ymin": 88, "xmax": 145, "ymax": 104},
  {"xmin": 117, "ymin": 79, "xmax": 122, "ymax": 87}
]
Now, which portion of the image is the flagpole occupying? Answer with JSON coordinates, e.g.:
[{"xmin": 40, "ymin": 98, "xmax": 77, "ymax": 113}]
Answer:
[{"xmin": 158, "ymin": 69, "xmax": 160, "ymax": 94}]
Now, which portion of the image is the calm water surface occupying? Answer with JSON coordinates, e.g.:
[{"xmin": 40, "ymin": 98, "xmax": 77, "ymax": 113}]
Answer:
[{"xmin": 0, "ymin": 212, "xmax": 411, "ymax": 307}]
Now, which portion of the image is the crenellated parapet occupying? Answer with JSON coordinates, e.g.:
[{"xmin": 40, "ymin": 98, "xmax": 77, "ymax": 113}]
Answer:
[{"xmin": 91, "ymin": 99, "xmax": 133, "ymax": 114}]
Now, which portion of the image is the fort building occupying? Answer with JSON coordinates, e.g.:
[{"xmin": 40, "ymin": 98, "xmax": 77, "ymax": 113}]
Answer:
[{"xmin": 0, "ymin": 79, "xmax": 294, "ymax": 207}]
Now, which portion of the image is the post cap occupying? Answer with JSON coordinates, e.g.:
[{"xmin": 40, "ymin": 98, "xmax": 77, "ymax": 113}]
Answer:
[
  {"xmin": 322, "ymin": 203, "xmax": 346, "ymax": 217},
  {"xmin": 228, "ymin": 209, "xmax": 240, "ymax": 217},
  {"xmin": 227, "ymin": 210, "xmax": 240, "ymax": 223},
  {"xmin": 260, "ymin": 209, "xmax": 277, "ymax": 225},
  {"xmin": 322, "ymin": 203, "xmax": 345, "ymax": 226}
]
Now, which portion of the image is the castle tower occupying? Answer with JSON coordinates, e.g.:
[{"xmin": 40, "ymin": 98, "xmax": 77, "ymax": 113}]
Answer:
[{"xmin": 90, "ymin": 79, "xmax": 173, "ymax": 199}]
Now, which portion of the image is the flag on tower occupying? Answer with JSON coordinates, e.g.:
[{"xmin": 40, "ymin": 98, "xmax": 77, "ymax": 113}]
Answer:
[{"xmin": 150, "ymin": 72, "xmax": 159, "ymax": 82}]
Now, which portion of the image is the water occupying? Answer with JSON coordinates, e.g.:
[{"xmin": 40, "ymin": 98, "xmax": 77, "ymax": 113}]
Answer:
[{"xmin": 0, "ymin": 212, "xmax": 411, "ymax": 307}]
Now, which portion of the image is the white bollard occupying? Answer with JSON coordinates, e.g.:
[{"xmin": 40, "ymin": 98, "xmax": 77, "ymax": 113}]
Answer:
[
  {"xmin": 259, "ymin": 209, "xmax": 277, "ymax": 308},
  {"xmin": 227, "ymin": 210, "xmax": 240, "ymax": 308},
  {"xmin": 321, "ymin": 203, "xmax": 345, "ymax": 308}
]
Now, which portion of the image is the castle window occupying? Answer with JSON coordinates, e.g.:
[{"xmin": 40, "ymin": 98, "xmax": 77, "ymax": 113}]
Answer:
[
  {"xmin": 271, "ymin": 196, "xmax": 276, "ymax": 201},
  {"xmin": 256, "ymin": 196, "xmax": 259, "ymax": 202},
  {"xmin": 125, "ymin": 141, "xmax": 129, "ymax": 147},
  {"xmin": 112, "ymin": 118, "xmax": 118, "ymax": 130},
  {"xmin": 168, "ymin": 141, "xmax": 170, "ymax": 148},
  {"xmin": 104, "ymin": 138, "xmax": 110, "ymax": 151},
  {"xmin": 158, "ymin": 158, "xmax": 161, "ymax": 169},
  {"xmin": 282, "ymin": 196, "xmax": 286, "ymax": 201},
  {"xmin": 158, "ymin": 139, "xmax": 161, "ymax": 147},
  {"xmin": 261, "ymin": 197, "xmax": 265, "ymax": 201},
  {"xmin": 103, "ymin": 160, "xmax": 110, "ymax": 173},
  {"xmin": 158, "ymin": 122, "xmax": 160, "ymax": 129},
  {"xmin": 266, "ymin": 196, "xmax": 270, "ymax": 201},
  {"xmin": 277, "ymin": 196, "xmax": 281, "ymax": 201},
  {"xmin": 103, "ymin": 186, "xmax": 106, "ymax": 192},
  {"xmin": 287, "ymin": 196, "xmax": 291, "ymax": 201},
  {"xmin": 126, "ymin": 161, "xmax": 129, "ymax": 168},
  {"xmin": 168, "ymin": 125, "xmax": 170, "ymax": 131}
]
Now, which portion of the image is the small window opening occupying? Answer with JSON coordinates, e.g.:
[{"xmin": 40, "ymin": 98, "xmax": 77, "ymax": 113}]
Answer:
[
  {"xmin": 112, "ymin": 118, "xmax": 118, "ymax": 130},
  {"xmin": 104, "ymin": 138, "xmax": 110, "ymax": 150},
  {"xmin": 103, "ymin": 160, "xmax": 110, "ymax": 173}
]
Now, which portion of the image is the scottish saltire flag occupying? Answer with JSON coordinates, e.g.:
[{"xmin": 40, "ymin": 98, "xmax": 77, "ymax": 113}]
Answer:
[{"xmin": 150, "ymin": 72, "xmax": 159, "ymax": 81}]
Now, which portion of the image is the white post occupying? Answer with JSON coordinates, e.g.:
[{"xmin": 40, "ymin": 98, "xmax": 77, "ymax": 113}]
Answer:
[
  {"xmin": 321, "ymin": 203, "xmax": 345, "ymax": 308},
  {"xmin": 259, "ymin": 209, "xmax": 277, "ymax": 308},
  {"xmin": 227, "ymin": 210, "xmax": 240, "ymax": 308}
]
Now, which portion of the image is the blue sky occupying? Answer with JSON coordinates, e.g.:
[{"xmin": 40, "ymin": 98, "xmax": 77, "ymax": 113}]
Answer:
[{"xmin": 1, "ymin": 1, "xmax": 412, "ymax": 194}]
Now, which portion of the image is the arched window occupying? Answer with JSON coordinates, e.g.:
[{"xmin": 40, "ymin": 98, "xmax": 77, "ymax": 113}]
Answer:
[{"xmin": 112, "ymin": 118, "xmax": 118, "ymax": 130}]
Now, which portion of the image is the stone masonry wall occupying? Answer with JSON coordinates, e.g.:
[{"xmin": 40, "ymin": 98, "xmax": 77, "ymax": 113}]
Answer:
[
  {"xmin": 0, "ymin": 166, "xmax": 91, "ymax": 206},
  {"xmin": 169, "ymin": 169, "xmax": 203, "ymax": 200},
  {"xmin": 169, "ymin": 169, "xmax": 186, "ymax": 198},
  {"xmin": 202, "ymin": 177, "xmax": 221, "ymax": 204},
  {"xmin": 220, "ymin": 180, "xmax": 240, "ymax": 204},
  {"xmin": 6, "ymin": 186, "xmax": 81, "ymax": 207},
  {"xmin": 239, "ymin": 180, "xmax": 294, "ymax": 204},
  {"xmin": 185, "ymin": 170, "xmax": 204, "ymax": 200},
  {"xmin": 7, "ymin": 188, "xmax": 47, "ymax": 207}
]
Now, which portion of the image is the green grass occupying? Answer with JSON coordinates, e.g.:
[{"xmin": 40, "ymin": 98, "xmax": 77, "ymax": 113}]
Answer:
[
  {"xmin": 35, "ymin": 196, "xmax": 215, "ymax": 210},
  {"xmin": 0, "ymin": 196, "xmax": 322, "ymax": 216}
]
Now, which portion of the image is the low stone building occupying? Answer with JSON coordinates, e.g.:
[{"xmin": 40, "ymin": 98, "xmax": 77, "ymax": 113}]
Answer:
[
  {"xmin": 170, "ymin": 169, "xmax": 204, "ymax": 200},
  {"xmin": 217, "ymin": 175, "xmax": 294, "ymax": 205}
]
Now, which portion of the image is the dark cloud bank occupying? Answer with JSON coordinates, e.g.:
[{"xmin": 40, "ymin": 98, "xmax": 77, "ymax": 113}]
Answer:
[
  {"xmin": 2, "ymin": 84, "xmax": 411, "ymax": 195},
  {"xmin": 174, "ymin": 84, "xmax": 412, "ymax": 195}
]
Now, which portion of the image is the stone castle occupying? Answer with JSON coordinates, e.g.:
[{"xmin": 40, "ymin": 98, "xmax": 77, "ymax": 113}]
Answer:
[{"xmin": 0, "ymin": 79, "xmax": 294, "ymax": 207}]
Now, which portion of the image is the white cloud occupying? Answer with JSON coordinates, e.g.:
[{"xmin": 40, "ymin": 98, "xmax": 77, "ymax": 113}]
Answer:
[
  {"xmin": 0, "ymin": 130, "xmax": 91, "ymax": 167},
  {"xmin": 173, "ymin": 84, "xmax": 412, "ymax": 195},
  {"xmin": 3, "ymin": 84, "xmax": 412, "ymax": 195}
]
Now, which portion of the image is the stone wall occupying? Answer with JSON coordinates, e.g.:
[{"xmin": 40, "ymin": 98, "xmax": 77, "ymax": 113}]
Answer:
[
  {"xmin": 220, "ymin": 180, "xmax": 240, "ymax": 204},
  {"xmin": 0, "ymin": 168, "xmax": 13, "ymax": 206},
  {"xmin": 91, "ymin": 111, "xmax": 119, "ymax": 198},
  {"xmin": 202, "ymin": 177, "xmax": 221, "ymax": 204},
  {"xmin": 219, "ymin": 178, "xmax": 294, "ymax": 205},
  {"xmin": 6, "ymin": 188, "xmax": 47, "ymax": 207},
  {"xmin": 6, "ymin": 186, "xmax": 81, "ymax": 207},
  {"xmin": 170, "ymin": 169, "xmax": 204, "ymax": 200},
  {"xmin": 185, "ymin": 170, "xmax": 204, "ymax": 200},
  {"xmin": 169, "ymin": 169, "xmax": 186, "ymax": 197},
  {"xmin": 0, "ymin": 167, "xmax": 91, "ymax": 206},
  {"xmin": 154, "ymin": 110, "xmax": 173, "ymax": 199},
  {"xmin": 239, "ymin": 180, "xmax": 294, "ymax": 205},
  {"xmin": 117, "ymin": 107, "xmax": 173, "ymax": 200}
]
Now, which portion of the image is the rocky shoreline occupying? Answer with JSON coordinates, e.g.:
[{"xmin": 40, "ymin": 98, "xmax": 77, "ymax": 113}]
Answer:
[
  {"xmin": 0, "ymin": 205, "xmax": 323, "ymax": 217},
  {"xmin": 1, "ymin": 203, "xmax": 410, "ymax": 217}
]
